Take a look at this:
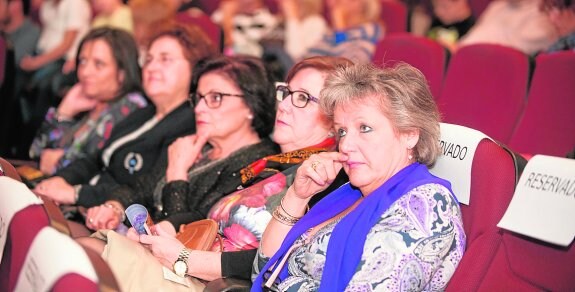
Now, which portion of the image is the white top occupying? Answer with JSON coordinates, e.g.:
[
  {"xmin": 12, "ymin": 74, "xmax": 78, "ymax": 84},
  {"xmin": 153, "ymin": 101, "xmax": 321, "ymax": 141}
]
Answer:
[
  {"xmin": 37, "ymin": 0, "xmax": 92, "ymax": 60},
  {"xmin": 284, "ymin": 15, "xmax": 327, "ymax": 61},
  {"xmin": 458, "ymin": 0, "xmax": 559, "ymax": 55}
]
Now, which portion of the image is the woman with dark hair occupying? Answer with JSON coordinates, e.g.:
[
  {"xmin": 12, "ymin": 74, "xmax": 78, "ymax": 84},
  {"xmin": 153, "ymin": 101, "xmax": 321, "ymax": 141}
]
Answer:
[
  {"xmin": 34, "ymin": 23, "xmax": 215, "ymax": 213},
  {"xmin": 78, "ymin": 56, "xmax": 352, "ymax": 291},
  {"xmin": 29, "ymin": 27, "xmax": 147, "ymax": 175},
  {"xmin": 81, "ymin": 55, "xmax": 279, "ymax": 234}
]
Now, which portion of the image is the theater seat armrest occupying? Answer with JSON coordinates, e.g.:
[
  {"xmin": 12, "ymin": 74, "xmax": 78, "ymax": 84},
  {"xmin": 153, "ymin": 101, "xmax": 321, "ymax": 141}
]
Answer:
[{"xmin": 203, "ymin": 278, "xmax": 251, "ymax": 292}]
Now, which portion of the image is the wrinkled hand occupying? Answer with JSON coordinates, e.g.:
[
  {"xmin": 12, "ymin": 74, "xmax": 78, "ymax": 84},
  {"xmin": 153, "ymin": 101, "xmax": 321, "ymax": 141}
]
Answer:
[
  {"xmin": 33, "ymin": 177, "xmax": 75, "ymax": 205},
  {"xmin": 139, "ymin": 224, "xmax": 185, "ymax": 269},
  {"xmin": 126, "ymin": 220, "xmax": 176, "ymax": 242},
  {"xmin": 166, "ymin": 133, "xmax": 209, "ymax": 181},
  {"xmin": 292, "ymin": 152, "xmax": 347, "ymax": 199},
  {"xmin": 57, "ymin": 84, "xmax": 97, "ymax": 118},
  {"xmin": 39, "ymin": 148, "xmax": 65, "ymax": 175},
  {"xmin": 85, "ymin": 203, "xmax": 122, "ymax": 230}
]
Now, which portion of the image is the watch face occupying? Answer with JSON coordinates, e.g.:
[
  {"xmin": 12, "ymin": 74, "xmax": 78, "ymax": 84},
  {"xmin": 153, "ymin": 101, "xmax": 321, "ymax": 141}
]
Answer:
[{"xmin": 174, "ymin": 260, "xmax": 187, "ymax": 277}]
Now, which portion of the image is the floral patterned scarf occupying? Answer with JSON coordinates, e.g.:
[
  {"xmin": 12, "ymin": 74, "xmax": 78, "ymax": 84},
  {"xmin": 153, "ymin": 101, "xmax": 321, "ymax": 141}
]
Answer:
[
  {"xmin": 208, "ymin": 137, "xmax": 336, "ymax": 251},
  {"xmin": 240, "ymin": 137, "xmax": 336, "ymax": 185}
]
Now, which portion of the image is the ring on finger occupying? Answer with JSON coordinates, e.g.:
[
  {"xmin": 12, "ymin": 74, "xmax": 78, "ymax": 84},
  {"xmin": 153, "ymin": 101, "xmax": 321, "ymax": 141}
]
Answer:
[{"xmin": 311, "ymin": 161, "xmax": 321, "ymax": 171}]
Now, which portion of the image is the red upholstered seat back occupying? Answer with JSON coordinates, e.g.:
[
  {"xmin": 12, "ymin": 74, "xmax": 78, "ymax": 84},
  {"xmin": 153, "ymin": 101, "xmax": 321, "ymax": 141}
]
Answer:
[
  {"xmin": 479, "ymin": 231, "xmax": 575, "ymax": 291},
  {"xmin": 508, "ymin": 51, "xmax": 575, "ymax": 156},
  {"xmin": 0, "ymin": 204, "xmax": 50, "ymax": 291},
  {"xmin": 446, "ymin": 139, "xmax": 520, "ymax": 291},
  {"xmin": 372, "ymin": 33, "xmax": 448, "ymax": 99},
  {"xmin": 380, "ymin": 1, "xmax": 408, "ymax": 34},
  {"xmin": 439, "ymin": 44, "xmax": 530, "ymax": 143}
]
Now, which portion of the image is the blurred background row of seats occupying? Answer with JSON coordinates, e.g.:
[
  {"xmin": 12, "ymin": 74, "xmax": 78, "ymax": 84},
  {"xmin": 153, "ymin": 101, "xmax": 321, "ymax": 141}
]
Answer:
[{"xmin": 373, "ymin": 36, "xmax": 575, "ymax": 157}]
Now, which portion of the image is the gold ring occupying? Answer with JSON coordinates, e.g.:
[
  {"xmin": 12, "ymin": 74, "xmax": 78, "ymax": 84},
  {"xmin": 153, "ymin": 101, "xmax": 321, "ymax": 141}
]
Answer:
[{"xmin": 311, "ymin": 161, "xmax": 321, "ymax": 171}]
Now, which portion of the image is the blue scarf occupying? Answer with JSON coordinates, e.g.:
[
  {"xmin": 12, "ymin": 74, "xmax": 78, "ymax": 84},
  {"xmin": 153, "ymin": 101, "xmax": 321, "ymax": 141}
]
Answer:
[{"xmin": 252, "ymin": 163, "xmax": 453, "ymax": 291}]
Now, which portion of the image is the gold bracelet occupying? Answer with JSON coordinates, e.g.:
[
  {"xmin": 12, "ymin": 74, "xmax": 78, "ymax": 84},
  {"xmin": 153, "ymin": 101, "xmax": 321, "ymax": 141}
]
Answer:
[
  {"xmin": 279, "ymin": 196, "xmax": 306, "ymax": 220},
  {"xmin": 272, "ymin": 207, "xmax": 299, "ymax": 226}
]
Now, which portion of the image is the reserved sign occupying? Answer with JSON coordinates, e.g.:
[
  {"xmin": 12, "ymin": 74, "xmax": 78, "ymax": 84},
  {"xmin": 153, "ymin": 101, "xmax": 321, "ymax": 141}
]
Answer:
[
  {"xmin": 498, "ymin": 155, "xmax": 575, "ymax": 246},
  {"xmin": 14, "ymin": 227, "xmax": 98, "ymax": 291},
  {"xmin": 430, "ymin": 123, "xmax": 490, "ymax": 205}
]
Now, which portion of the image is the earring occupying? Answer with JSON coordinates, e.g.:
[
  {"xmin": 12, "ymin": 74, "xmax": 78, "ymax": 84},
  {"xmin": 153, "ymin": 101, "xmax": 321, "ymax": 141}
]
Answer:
[
  {"xmin": 407, "ymin": 146, "xmax": 413, "ymax": 161},
  {"xmin": 247, "ymin": 114, "xmax": 254, "ymax": 120}
]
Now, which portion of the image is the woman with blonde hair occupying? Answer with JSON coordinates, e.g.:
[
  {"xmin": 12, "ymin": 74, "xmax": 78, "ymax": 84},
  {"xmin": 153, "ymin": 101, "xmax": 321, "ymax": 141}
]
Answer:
[{"xmin": 252, "ymin": 63, "xmax": 465, "ymax": 291}]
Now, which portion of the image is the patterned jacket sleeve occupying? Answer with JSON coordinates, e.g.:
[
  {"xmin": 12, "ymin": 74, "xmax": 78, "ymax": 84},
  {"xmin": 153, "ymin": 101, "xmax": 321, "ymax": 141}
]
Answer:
[
  {"xmin": 29, "ymin": 107, "xmax": 78, "ymax": 159},
  {"xmin": 56, "ymin": 93, "xmax": 148, "ymax": 169}
]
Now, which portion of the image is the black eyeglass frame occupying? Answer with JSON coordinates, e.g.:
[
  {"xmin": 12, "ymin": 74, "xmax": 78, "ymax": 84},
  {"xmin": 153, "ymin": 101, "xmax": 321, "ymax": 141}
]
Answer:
[
  {"xmin": 275, "ymin": 85, "xmax": 319, "ymax": 108},
  {"xmin": 189, "ymin": 91, "xmax": 245, "ymax": 109}
]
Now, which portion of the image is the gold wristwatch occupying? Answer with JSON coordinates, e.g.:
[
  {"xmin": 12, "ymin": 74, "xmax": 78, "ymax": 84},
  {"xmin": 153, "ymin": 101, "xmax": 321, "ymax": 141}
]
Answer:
[{"xmin": 173, "ymin": 248, "xmax": 190, "ymax": 277}]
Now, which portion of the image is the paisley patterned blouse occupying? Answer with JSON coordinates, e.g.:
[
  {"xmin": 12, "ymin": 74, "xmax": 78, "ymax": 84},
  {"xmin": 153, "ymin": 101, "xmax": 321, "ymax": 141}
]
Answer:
[
  {"xmin": 254, "ymin": 183, "xmax": 466, "ymax": 291},
  {"xmin": 29, "ymin": 92, "xmax": 148, "ymax": 172}
]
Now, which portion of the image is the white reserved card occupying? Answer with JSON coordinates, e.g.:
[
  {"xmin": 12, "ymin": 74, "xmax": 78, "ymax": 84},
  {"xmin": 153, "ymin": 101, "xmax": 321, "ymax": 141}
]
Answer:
[
  {"xmin": 498, "ymin": 155, "xmax": 575, "ymax": 246},
  {"xmin": 0, "ymin": 177, "xmax": 43, "ymax": 263},
  {"xmin": 429, "ymin": 123, "xmax": 490, "ymax": 205},
  {"xmin": 14, "ymin": 227, "xmax": 98, "ymax": 291}
]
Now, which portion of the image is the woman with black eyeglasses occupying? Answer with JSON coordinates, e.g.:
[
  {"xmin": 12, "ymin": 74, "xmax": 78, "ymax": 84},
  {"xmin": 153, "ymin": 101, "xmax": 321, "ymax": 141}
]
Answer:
[{"xmin": 78, "ymin": 56, "xmax": 353, "ymax": 291}]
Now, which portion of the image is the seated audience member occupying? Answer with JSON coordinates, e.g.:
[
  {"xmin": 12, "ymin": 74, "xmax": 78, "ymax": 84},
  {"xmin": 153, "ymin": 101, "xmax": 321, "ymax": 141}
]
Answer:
[
  {"xmin": 80, "ymin": 55, "xmax": 279, "ymax": 235},
  {"xmin": 305, "ymin": 0, "xmax": 384, "ymax": 63},
  {"xmin": 0, "ymin": 0, "xmax": 40, "ymax": 67},
  {"xmin": 253, "ymin": 63, "xmax": 466, "ymax": 290},
  {"xmin": 427, "ymin": 0, "xmax": 475, "ymax": 51},
  {"xmin": 18, "ymin": 0, "xmax": 91, "ymax": 155},
  {"xmin": 91, "ymin": 0, "xmax": 134, "ymax": 33},
  {"xmin": 79, "ymin": 57, "xmax": 353, "ymax": 291},
  {"xmin": 458, "ymin": 0, "xmax": 558, "ymax": 55},
  {"xmin": 211, "ymin": 0, "xmax": 278, "ymax": 56},
  {"xmin": 280, "ymin": 0, "xmax": 327, "ymax": 62},
  {"xmin": 0, "ymin": 0, "xmax": 40, "ymax": 157},
  {"xmin": 545, "ymin": 0, "xmax": 575, "ymax": 52},
  {"xmin": 261, "ymin": 0, "xmax": 327, "ymax": 79},
  {"xmin": 33, "ymin": 24, "xmax": 215, "ymax": 212},
  {"xmin": 29, "ymin": 28, "xmax": 147, "ymax": 176}
]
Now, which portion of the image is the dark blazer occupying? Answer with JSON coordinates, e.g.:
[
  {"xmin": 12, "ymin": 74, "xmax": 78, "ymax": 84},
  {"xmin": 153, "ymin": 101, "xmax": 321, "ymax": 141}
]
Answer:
[
  {"xmin": 56, "ymin": 101, "xmax": 195, "ymax": 207},
  {"xmin": 107, "ymin": 138, "xmax": 280, "ymax": 224}
]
